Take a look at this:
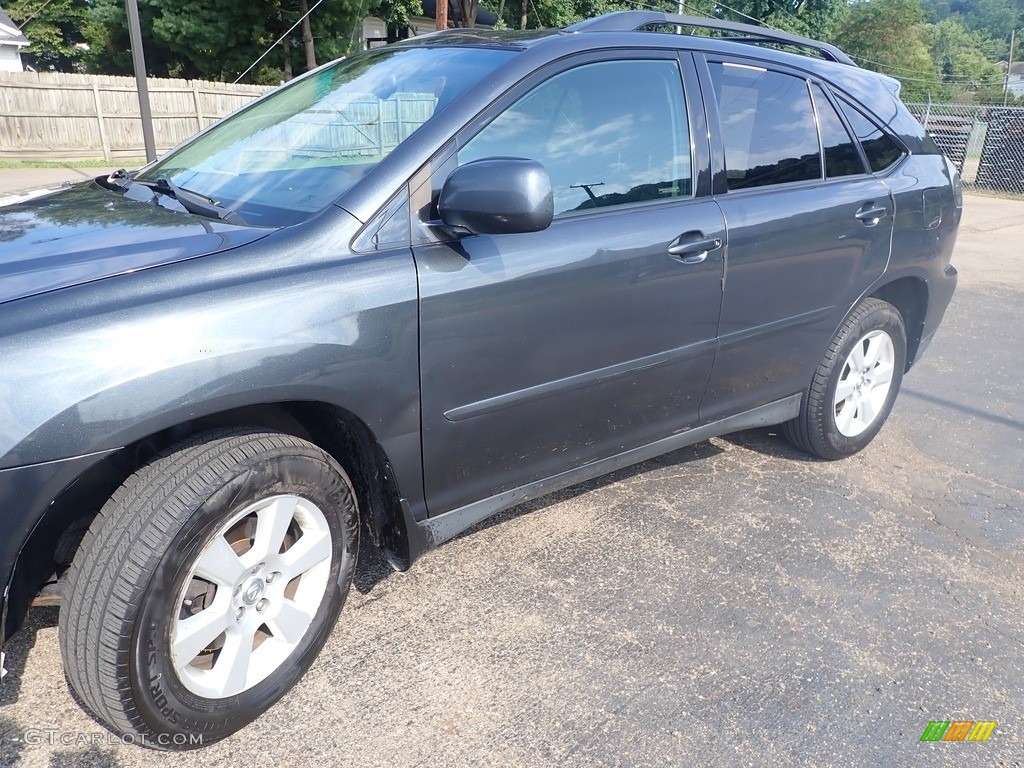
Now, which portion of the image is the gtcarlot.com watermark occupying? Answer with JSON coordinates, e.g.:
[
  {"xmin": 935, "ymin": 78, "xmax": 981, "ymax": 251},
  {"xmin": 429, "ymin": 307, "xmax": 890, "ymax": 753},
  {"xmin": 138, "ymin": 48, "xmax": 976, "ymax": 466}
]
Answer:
[{"xmin": 5, "ymin": 728, "xmax": 202, "ymax": 748}]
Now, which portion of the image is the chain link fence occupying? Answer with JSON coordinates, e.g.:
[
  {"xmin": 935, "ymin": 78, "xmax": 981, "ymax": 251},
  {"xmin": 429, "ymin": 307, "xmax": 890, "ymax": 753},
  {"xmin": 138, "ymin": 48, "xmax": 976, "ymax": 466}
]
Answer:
[{"xmin": 905, "ymin": 102, "xmax": 1024, "ymax": 196}]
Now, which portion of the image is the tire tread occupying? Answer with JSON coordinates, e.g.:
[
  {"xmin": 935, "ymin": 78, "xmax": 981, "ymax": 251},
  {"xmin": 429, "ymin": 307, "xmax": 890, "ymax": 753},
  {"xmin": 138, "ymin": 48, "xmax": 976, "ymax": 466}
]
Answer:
[{"xmin": 59, "ymin": 429, "xmax": 342, "ymax": 746}]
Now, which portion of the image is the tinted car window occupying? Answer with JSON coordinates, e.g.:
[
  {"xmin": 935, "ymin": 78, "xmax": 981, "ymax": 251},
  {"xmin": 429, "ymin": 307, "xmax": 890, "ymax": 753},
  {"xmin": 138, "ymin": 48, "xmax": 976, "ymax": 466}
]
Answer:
[
  {"xmin": 837, "ymin": 99, "xmax": 904, "ymax": 173},
  {"xmin": 811, "ymin": 84, "xmax": 865, "ymax": 178},
  {"xmin": 459, "ymin": 60, "xmax": 691, "ymax": 216},
  {"xmin": 709, "ymin": 63, "xmax": 821, "ymax": 190}
]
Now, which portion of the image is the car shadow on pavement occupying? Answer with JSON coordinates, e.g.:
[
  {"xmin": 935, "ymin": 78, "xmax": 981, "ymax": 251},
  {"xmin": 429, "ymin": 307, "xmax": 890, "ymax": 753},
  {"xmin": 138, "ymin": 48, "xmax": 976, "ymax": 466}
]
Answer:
[
  {"xmin": 353, "ymin": 533, "xmax": 400, "ymax": 595},
  {"xmin": 0, "ymin": 606, "xmax": 58, "ymax": 708},
  {"xmin": 0, "ymin": 432, "xmax": 814, "ymax": 636},
  {"xmin": 455, "ymin": 439, "xmax": 728, "ymax": 542},
  {"xmin": 0, "ymin": 715, "xmax": 26, "ymax": 766},
  {"xmin": 1, "ymin": 714, "xmax": 123, "ymax": 768},
  {"xmin": 719, "ymin": 426, "xmax": 822, "ymax": 461}
]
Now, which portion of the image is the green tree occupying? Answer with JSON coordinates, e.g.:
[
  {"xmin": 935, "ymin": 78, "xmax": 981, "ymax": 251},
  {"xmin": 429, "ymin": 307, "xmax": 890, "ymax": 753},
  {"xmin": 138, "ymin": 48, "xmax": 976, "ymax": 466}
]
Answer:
[
  {"xmin": 922, "ymin": 0, "xmax": 1020, "ymax": 58},
  {"xmin": 368, "ymin": 0, "xmax": 421, "ymax": 32},
  {"xmin": 706, "ymin": 0, "xmax": 848, "ymax": 40},
  {"xmin": 925, "ymin": 17, "xmax": 1005, "ymax": 100},
  {"xmin": 834, "ymin": 0, "xmax": 939, "ymax": 100},
  {"xmin": 81, "ymin": 0, "xmax": 368, "ymax": 83},
  {"xmin": 950, "ymin": 0, "xmax": 1020, "ymax": 40},
  {"xmin": 6, "ymin": 0, "xmax": 89, "ymax": 71}
]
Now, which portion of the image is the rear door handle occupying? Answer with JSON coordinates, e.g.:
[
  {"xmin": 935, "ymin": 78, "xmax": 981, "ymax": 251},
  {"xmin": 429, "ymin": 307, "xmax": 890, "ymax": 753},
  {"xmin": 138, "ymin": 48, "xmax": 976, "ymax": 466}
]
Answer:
[
  {"xmin": 667, "ymin": 233, "xmax": 722, "ymax": 264},
  {"xmin": 855, "ymin": 204, "xmax": 888, "ymax": 225}
]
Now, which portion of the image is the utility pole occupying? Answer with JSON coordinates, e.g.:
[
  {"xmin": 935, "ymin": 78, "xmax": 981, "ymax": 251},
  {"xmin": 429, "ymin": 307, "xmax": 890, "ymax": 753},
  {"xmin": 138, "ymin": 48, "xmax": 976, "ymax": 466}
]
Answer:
[
  {"xmin": 1005, "ymin": 28, "xmax": 1016, "ymax": 107},
  {"xmin": 125, "ymin": 0, "xmax": 156, "ymax": 162},
  {"xmin": 436, "ymin": 0, "xmax": 448, "ymax": 30}
]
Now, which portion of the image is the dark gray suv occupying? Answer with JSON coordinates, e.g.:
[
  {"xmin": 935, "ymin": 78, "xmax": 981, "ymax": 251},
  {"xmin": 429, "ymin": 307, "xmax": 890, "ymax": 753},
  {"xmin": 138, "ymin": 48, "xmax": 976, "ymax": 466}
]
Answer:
[{"xmin": 0, "ymin": 11, "xmax": 960, "ymax": 748}]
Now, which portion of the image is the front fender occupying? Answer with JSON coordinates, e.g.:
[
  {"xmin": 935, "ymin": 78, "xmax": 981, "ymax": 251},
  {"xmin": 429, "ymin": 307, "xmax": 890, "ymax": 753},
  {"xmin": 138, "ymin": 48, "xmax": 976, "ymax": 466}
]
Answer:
[
  {"xmin": 0, "ymin": 223, "xmax": 424, "ymax": 629},
  {"xmin": 0, "ymin": 246, "xmax": 420, "ymax": 471}
]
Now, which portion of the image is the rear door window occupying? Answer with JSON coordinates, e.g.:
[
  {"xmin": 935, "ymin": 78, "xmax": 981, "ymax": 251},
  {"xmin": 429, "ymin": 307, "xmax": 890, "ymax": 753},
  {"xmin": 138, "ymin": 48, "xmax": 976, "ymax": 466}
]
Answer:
[
  {"xmin": 811, "ymin": 84, "xmax": 866, "ymax": 178},
  {"xmin": 708, "ymin": 62, "xmax": 821, "ymax": 190}
]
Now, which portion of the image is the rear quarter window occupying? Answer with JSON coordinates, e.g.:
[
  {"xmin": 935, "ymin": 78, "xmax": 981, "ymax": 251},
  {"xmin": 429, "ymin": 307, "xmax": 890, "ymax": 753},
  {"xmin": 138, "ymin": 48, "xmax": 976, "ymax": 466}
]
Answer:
[{"xmin": 836, "ymin": 99, "xmax": 904, "ymax": 173}]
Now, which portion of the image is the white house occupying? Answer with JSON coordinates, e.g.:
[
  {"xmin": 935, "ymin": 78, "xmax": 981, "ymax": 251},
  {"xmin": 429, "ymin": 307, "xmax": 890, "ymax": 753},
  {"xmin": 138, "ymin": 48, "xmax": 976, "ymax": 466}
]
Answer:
[
  {"xmin": 0, "ymin": 5, "xmax": 28, "ymax": 72},
  {"xmin": 1008, "ymin": 62, "xmax": 1024, "ymax": 100}
]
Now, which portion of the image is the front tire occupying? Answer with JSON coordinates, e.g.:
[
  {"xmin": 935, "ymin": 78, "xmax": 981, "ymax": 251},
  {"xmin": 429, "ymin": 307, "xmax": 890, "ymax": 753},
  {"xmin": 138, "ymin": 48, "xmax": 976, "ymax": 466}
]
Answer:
[
  {"xmin": 59, "ymin": 429, "xmax": 358, "ymax": 749},
  {"xmin": 783, "ymin": 298, "xmax": 907, "ymax": 460}
]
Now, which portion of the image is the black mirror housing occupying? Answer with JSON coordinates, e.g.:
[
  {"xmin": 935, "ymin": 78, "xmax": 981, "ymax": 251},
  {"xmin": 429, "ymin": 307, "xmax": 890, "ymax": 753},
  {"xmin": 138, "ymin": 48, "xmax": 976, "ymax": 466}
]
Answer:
[{"xmin": 438, "ymin": 158, "xmax": 554, "ymax": 236}]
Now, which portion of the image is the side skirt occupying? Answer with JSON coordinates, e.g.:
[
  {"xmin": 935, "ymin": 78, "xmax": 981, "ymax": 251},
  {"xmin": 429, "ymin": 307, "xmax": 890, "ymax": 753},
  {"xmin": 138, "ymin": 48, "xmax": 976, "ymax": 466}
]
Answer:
[{"xmin": 411, "ymin": 393, "xmax": 802, "ymax": 551}]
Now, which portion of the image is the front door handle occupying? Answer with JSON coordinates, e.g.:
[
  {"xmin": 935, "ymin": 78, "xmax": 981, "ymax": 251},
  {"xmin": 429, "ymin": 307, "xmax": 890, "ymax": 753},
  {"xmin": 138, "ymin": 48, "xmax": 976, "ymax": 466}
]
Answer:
[
  {"xmin": 667, "ymin": 233, "xmax": 723, "ymax": 264},
  {"xmin": 855, "ymin": 203, "xmax": 888, "ymax": 225}
]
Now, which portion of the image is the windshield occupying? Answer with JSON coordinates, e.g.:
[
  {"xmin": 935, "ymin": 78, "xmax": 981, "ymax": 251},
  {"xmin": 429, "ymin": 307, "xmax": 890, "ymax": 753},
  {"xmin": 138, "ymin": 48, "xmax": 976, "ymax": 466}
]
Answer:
[{"xmin": 137, "ymin": 46, "xmax": 516, "ymax": 227}]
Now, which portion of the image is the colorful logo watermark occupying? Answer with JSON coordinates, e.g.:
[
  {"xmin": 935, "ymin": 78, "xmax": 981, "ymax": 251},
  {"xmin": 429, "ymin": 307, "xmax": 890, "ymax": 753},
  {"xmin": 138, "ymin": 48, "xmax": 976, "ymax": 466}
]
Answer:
[{"xmin": 920, "ymin": 720, "xmax": 997, "ymax": 742}]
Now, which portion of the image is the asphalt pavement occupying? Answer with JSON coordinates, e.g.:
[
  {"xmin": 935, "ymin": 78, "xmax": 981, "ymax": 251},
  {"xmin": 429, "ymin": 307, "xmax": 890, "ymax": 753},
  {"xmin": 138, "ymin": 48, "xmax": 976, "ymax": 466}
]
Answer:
[{"xmin": 0, "ymin": 194, "xmax": 1021, "ymax": 768}]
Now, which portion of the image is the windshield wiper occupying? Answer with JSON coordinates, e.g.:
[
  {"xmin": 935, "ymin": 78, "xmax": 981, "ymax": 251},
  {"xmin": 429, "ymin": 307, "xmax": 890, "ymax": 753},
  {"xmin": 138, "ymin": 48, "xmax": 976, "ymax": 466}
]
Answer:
[
  {"xmin": 139, "ymin": 178, "xmax": 247, "ymax": 225},
  {"xmin": 104, "ymin": 169, "xmax": 247, "ymax": 226}
]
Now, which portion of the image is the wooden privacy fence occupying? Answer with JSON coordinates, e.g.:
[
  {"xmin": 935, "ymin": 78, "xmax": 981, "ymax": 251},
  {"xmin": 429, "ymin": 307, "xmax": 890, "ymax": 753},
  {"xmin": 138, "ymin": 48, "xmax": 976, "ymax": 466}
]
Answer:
[{"xmin": 0, "ymin": 72, "xmax": 273, "ymax": 161}]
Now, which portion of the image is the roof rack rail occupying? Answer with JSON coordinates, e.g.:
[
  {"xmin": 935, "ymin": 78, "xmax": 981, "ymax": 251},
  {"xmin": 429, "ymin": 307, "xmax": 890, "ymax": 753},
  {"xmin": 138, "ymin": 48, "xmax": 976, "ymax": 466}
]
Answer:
[{"xmin": 565, "ymin": 10, "xmax": 855, "ymax": 66}]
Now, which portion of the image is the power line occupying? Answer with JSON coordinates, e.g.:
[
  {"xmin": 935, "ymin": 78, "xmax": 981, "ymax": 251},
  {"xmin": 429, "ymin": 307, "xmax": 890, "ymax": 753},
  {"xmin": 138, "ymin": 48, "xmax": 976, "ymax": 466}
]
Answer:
[
  {"xmin": 850, "ymin": 55, "xmax": 1005, "ymax": 86},
  {"xmin": 708, "ymin": 1, "xmax": 1008, "ymax": 86},
  {"xmin": 14, "ymin": 0, "xmax": 56, "ymax": 29},
  {"xmin": 711, "ymin": 0, "xmax": 765, "ymax": 26},
  {"xmin": 753, "ymin": 0, "xmax": 1007, "ymax": 85},
  {"xmin": 598, "ymin": 2, "xmax": 1007, "ymax": 88},
  {"xmin": 762, "ymin": 0, "xmax": 800, "ymax": 23},
  {"xmin": 233, "ymin": 0, "xmax": 329, "ymax": 84},
  {"xmin": 848, "ymin": 52, "xmax": 1003, "ymax": 82},
  {"xmin": 717, "ymin": 7, "xmax": 1005, "ymax": 86}
]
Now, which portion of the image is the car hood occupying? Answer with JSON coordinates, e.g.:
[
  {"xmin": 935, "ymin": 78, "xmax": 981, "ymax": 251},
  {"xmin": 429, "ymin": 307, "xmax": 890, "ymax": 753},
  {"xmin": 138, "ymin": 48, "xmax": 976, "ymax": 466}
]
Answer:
[{"xmin": 0, "ymin": 181, "xmax": 274, "ymax": 306}]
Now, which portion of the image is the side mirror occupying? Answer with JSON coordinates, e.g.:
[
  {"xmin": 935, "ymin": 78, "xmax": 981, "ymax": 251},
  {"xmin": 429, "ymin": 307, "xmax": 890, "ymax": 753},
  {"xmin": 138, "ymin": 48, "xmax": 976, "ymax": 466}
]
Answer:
[{"xmin": 438, "ymin": 157, "xmax": 554, "ymax": 236}]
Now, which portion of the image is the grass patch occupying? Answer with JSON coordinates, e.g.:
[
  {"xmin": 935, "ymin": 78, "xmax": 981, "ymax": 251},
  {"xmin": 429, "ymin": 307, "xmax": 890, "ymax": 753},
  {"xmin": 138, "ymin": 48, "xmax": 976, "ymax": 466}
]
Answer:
[{"xmin": 0, "ymin": 159, "xmax": 145, "ymax": 169}]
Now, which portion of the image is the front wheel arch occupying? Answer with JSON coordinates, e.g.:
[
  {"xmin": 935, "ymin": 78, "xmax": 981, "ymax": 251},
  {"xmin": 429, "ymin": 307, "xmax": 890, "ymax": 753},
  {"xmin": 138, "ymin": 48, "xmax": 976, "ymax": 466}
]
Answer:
[{"xmin": 6, "ymin": 400, "xmax": 411, "ymax": 644}]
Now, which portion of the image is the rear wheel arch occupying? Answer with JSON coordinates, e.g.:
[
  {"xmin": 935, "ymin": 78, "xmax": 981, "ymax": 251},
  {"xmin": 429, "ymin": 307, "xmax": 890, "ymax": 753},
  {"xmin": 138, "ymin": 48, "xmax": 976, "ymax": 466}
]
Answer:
[
  {"xmin": 869, "ymin": 276, "xmax": 928, "ymax": 371},
  {"xmin": 6, "ymin": 401, "xmax": 410, "ymax": 642}
]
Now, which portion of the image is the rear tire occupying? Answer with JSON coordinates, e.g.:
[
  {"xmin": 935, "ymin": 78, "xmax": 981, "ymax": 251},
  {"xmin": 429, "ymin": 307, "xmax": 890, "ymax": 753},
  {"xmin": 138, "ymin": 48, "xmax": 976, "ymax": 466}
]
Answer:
[
  {"xmin": 783, "ymin": 298, "xmax": 907, "ymax": 460},
  {"xmin": 59, "ymin": 429, "xmax": 358, "ymax": 749}
]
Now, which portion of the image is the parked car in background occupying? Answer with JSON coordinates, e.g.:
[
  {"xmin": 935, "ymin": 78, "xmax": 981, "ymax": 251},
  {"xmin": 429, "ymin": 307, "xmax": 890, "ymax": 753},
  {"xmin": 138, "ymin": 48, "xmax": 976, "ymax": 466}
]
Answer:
[{"xmin": 0, "ymin": 11, "xmax": 960, "ymax": 748}]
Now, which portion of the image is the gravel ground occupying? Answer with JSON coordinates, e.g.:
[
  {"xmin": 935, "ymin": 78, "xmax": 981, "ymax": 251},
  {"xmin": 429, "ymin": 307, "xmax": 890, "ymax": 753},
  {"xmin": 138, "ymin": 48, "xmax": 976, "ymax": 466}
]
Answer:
[{"xmin": 1, "ymin": 194, "xmax": 1022, "ymax": 768}]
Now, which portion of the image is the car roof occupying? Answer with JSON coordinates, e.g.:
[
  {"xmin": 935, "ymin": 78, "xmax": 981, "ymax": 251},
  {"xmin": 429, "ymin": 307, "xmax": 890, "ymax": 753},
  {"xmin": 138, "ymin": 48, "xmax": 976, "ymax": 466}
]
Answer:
[
  {"xmin": 400, "ymin": 11, "xmax": 850, "ymax": 60},
  {"xmin": 398, "ymin": 22, "xmax": 899, "ymax": 104}
]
